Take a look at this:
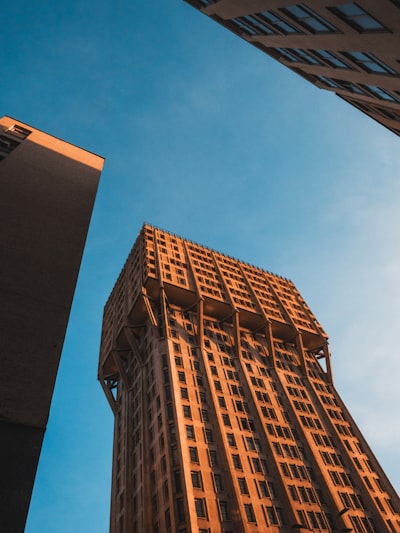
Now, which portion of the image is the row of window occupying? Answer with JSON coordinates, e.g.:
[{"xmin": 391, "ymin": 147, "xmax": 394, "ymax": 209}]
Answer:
[
  {"xmin": 276, "ymin": 47, "xmax": 397, "ymax": 76},
  {"xmin": 317, "ymin": 75, "xmax": 400, "ymax": 103},
  {"xmin": 230, "ymin": 3, "xmax": 391, "ymax": 38}
]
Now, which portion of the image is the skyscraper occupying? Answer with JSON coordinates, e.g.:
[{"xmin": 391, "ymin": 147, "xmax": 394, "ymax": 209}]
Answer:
[
  {"xmin": 0, "ymin": 116, "xmax": 104, "ymax": 533},
  {"xmin": 182, "ymin": 1, "xmax": 400, "ymax": 137},
  {"xmin": 99, "ymin": 224, "xmax": 400, "ymax": 532}
]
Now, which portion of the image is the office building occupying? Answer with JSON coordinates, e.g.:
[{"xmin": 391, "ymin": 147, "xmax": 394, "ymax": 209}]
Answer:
[
  {"xmin": 182, "ymin": 1, "xmax": 400, "ymax": 137},
  {"xmin": 0, "ymin": 116, "xmax": 104, "ymax": 532},
  {"xmin": 99, "ymin": 223, "xmax": 400, "ymax": 532}
]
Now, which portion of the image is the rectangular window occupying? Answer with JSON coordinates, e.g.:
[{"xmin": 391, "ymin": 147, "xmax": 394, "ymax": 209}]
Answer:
[
  {"xmin": 0, "ymin": 135, "xmax": 20, "ymax": 154},
  {"xmin": 181, "ymin": 387, "xmax": 188, "ymax": 399},
  {"xmin": 186, "ymin": 425, "xmax": 195, "ymax": 440},
  {"xmin": 283, "ymin": 5, "xmax": 337, "ymax": 33},
  {"xmin": 219, "ymin": 500, "xmax": 229, "ymax": 521},
  {"xmin": 238, "ymin": 477, "xmax": 249, "ymax": 494},
  {"xmin": 346, "ymin": 51, "xmax": 396, "ymax": 74},
  {"xmin": 222, "ymin": 414, "xmax": 231, "ymax": 426},
  {"xmin": 314, "ymin": 49, "xmax": 350, "ymax": 69},
  {"xmin": 266, "ymin": 506, "xmax": 278, "ymax": 525},
  {"xmin": 201, "ymin": 408, "xmax": 209, "ymax": 422},
  {"xmin": 330, "ymin": 3, "xmax": 387, "ymax": 32},
  {"xmin": 259, "ymin": 10, "xmax": 300, "ymax": 34},
  {"xmin": 252, "ymin": 458, "xmax": 262, "ymax": 473},
  {"xmin": 258, "ymin": 480, "xmax": 269, "ymax": 497},
  {"xmin": 218, "ymin": 396, "xmax": 226, "ymax": 408},
  {"xmin": 189, "ymin": 446, "xmax": 199, "ymax": 462},
  {"xmin": 183, "ymin": 405, "xmax": 192, "ymax": 419},
  {"xmin": 191, "ymin": 471, "xmax": 202, "ymax": 489},
  {"xmin": 205, "ymin": 429, "xmax": 213, "ymax": 443},
  {"xmin": 195, "ymin": 498, "xmax": 207, "ymax": 518},
  {"xmin": 7, "ymin": 124, "xmax": 32, "ymax": 139},
  {"xmin": 232, "ymin": 454, "xmax": 242, "ymax": 470},
  {"xmin": 244, "ymin": 504, "xmax": 256, "ymax": 523},
  {"xmin": 209, "ymin": 449, "xmax": 218, "ymax": 466},
  {"xmin": 227, "ymin": 433, "xmax": 236, "ymax": 447},
  {"xmin": 366, "ymin": 85, "xmax": 400, "ymax": 102},
  {"xmin": 213, "ymin": 473, "xmax": 223, "ymax": 492}
]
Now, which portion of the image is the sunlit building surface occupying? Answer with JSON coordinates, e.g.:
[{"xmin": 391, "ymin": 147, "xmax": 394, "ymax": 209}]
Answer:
[
  {"xmin": 182, "ymin": 0, "xmax": 400, "ymax": 137},
  {"xmin": 0, "ymin": 116, "xmax": 104, "ymax": 533},
  {"xmin": 100, "ymin": 224, "xmax": 400, "ymax": 532}
]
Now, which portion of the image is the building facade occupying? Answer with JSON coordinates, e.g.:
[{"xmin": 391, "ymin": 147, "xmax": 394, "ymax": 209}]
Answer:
[
  {"xmin": 182, "ymin": 0, "xmax": 400, "ymax": 137},
  {"xmin": 99, "ymin": 224, "xmax": 400, "ymax": 533},
  {"xmin": 0, "ymin": 116, "xmax": 104, "ymax": 532}
]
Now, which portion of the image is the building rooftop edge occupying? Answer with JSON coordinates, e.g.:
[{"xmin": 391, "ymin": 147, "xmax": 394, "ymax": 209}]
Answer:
[{"xmin": 2, "ymin": 115, "xmax": 105, "ymax": 162}]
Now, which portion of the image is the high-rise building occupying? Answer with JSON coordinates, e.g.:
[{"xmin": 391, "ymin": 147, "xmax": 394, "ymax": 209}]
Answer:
[
  {"xmin": 99, "ymin": 224, "xmax": 400, "ymax": 533},
  {"xmin": 0, "ymin": 116, "xmax": 104, "ymax": 533},
  {"xmin": 182, "ymin": 0, "xmax": 400, "ymax": 137}
]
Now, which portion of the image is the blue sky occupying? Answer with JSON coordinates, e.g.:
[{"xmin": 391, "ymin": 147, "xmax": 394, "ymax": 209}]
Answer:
[{"xmin": 2, "ymin": 1, "xmax": 400, "ymax": 531}]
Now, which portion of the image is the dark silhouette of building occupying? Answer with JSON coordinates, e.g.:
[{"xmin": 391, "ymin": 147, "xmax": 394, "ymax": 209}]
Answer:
[
  {"xmin": 99, "ymin": 223, "xmax": 400, "ymax": 532},
  {"xmin": 0, "ymin": 116, "xmax": 104, "ymax": 533},
  {"xmin": 183, "ymin": 0, "xmax": 400, "ymax": 137}
]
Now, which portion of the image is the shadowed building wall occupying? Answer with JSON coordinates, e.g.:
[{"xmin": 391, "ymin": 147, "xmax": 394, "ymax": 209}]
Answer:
[
  {"xmin": 183, "ymin": 0, "xmax": 400, "ymax": 137},
  {"xmin": 0, "ymin": 116, "xmax": 104, "ymax": 533},
  {"xmin": 99, "ymin": 224, "xmax": 400, "ymax": 533}
]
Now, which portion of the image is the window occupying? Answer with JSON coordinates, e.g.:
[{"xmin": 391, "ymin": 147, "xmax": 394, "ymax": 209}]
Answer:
[
  {"xmin": 330, "ymin": 3, "xmax": 387, "ymax": 32},
  {"xmin": 227, "ymin": 433, "xmax": 236, "ymax": 447},
  {"xmin": 246, "ymin": 437, "xmax": 256, "ymax": 450},
  {"xmin": 186, "ymin": 425, "xmax": 195, "ymax": 440},
  {"xmin": 191, "ymin": 471, "xmax": 202, "ymax": 488},
  {"xmin": 231, "ymin": 15, "xmax": 275, "ymax": 37},
  {"xmin": 238, "ymin": 477, "xmax": 249, "ymax": 494},
  {"xmin": 231, "ymin": 17, "xmax": 258, "ymax": 36},
  {"xmin": 181, "ymin": 387, "xmax": 188, "ymax": 399},
  {"xmin": 346, "ymin": 51, "xmax": 397, "ymax": 75},
  {"xmin": 178, "ymin": 371, "xmax": 186, "ymax": 383},
  {"xmin": 205, "ymin": 429, "xmax": 213, "ymax": 443},
  {"xmin": 189, "ymin": 446, "xmax": 199, "ymax": 462},
  {"xmin": 201, "ymin": 408, "xmax": 209, "ymax": 422},
  {"xmin": 7, "ymin": 124, "xmax": 32, "ymax": 139},
  {"xmin": 214, "ymin": 380, "xmax": 222, "ymax": 391},
  {"xmin": 213, "ymin": 473, "xmax": 223, "ymax": 492},
  {"xmin": 0, "ymin": 135, "xmax": 20, "ymax": 154},
  {"xmin": 259, "ymin": 10, "xmax": 300, "ymax": 34},
  {"xmin": 244, "ymin": 504, "xmax": 256, "ymax": 523},
  {"xmin": 232, "ymin": 454, "xmax": 242, "ymax": 470},
  {"xmin": 366, "ymin": 85, "xmax": 400, "ymax": 102},
  {"xmin": 219, "ymin": 500, "xmax": 229, "ymax": 521},
  {"xmin": 222, "ymin": 414, "xmax": 231, "ymax": 426},
  {"xmin": 283, "ymin": 5, "xmax": 337, "ymax": 33},
  {"xmin": 195, "ymin": 498, "xmax": 207, "ymax": 518},
  {"xmin": 266, "ymin": 506, "xmax": 279, "ymax": 525},
  {"xmin": 258, "ymin": 480, "xmax": 269, "ymax": 497},
  {"xmin": 218, "ymin": 396, "xmax": 226, "ymax": 408},
  {"xmin": 183, "ymin": 405, "xmax": 192, "ymax": 419},
  {"xmin": 314, "ymin": 49, "xmax": 350, "ymax": 68},
  {"xmin": 176, "ymin": 497, "xmax": 185, "ymax": 523},
  {"xmin": 252, "ymin": 458, "xmax": 262, "ymax": 473},
  {"xmin": 209, "ymin": 449, "xmax": 218, "ymax": 466}
]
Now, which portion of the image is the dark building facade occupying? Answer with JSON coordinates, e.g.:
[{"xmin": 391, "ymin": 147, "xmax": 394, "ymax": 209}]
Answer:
[
  {"xmin": 99, "ymin": 224, "xmax": 400, "ymax": 533},
  {"xmin": 0, "ymin": 116, "xmax": 104, "ymax": 532},
  {"xmin": 182, "ymin": 0, "xmax": 400, "ymax": 137}
]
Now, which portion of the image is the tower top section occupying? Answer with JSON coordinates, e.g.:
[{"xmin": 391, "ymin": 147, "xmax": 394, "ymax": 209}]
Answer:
[{"xmin": 100, "ymin": 223, "xmax": 327, "ymax": 378}]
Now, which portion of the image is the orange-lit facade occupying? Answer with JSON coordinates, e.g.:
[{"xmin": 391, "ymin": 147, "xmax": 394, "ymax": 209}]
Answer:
[
  {"xmin": 99, "ymin": 224, "xmax": 400, "ymax": 533},
  {"xmin": 182, "ymin": 0, "xmax": 400, "ymax": 137}
]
